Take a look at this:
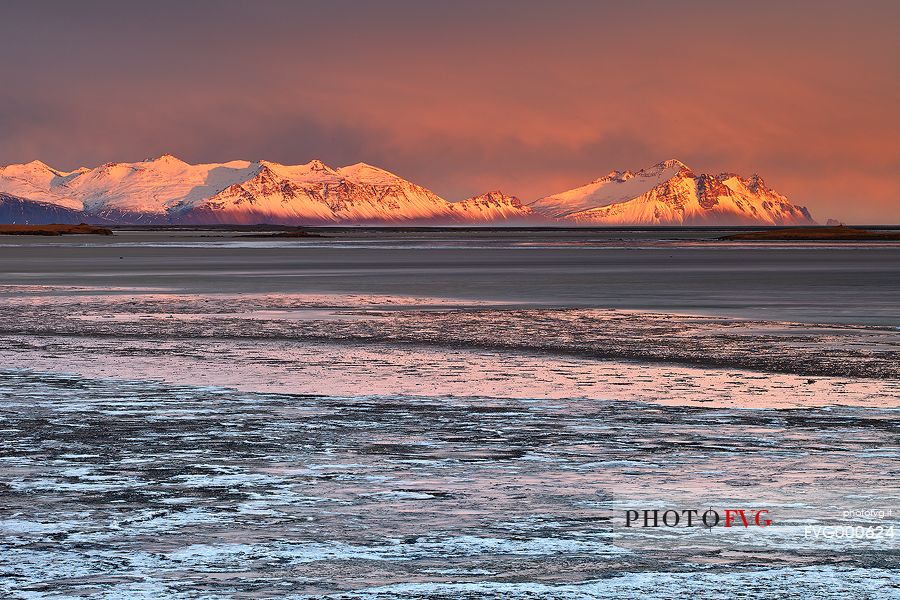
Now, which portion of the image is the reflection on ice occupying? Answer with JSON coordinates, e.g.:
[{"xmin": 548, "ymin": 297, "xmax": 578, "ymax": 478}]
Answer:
[
  {"xmin": 2, "ymin": 335, "xmax": 896, "ymax": 409},
  {"xmin": 1, "ymin": 283, "xmax": 897, "ymax": 597},
  {"xmin": 0, "ymin": 370, "xmax": 896, "ymax": 597}
]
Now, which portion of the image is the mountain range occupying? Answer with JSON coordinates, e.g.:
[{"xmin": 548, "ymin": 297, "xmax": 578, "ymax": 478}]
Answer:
[{"xmin": 0, "ymin": 156, "xmax": 814, "ymax": 226}]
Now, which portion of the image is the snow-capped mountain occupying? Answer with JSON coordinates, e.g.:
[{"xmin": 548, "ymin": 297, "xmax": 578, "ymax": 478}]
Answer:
[
  {"xmin": 0, "ymin": 161, "xmax": 88, "ymax": 210},
  {"xmin": 529, "ymin": 159, "xmax": 814, "ymax": 225},
  {"xmin": 0, "ymin": 155, "xmax": 463, "ymax": 225},
  {"xmin": 451, "ymin": 191, "xmax": 535, "ymax": 222},
  {"xmin": 0, "ymin": 156, "xmax": 814, "ymax": 226},
  {"xmin": 178, "ymin": 160, "xmax": 457, "ymax": 224}
]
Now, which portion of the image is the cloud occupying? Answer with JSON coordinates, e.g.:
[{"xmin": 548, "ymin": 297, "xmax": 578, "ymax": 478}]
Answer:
[{"xmin": 1, "ymin": 0, "xmax": 897, "ymax": 222}]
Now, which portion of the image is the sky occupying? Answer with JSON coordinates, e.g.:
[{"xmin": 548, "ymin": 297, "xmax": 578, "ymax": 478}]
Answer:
[{"xmin": 1, "ymin": 0, "xmax": 898, "ymax": 223}]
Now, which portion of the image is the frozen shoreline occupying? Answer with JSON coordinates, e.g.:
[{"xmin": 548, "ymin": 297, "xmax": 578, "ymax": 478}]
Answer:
[
  {"xmin": 1, "ymin": 369, "xmax": 897, "ymax": 598},
  {"xmin": 2, "ymin": 289, "xmax": 897, "ymax": 382},
  {"xmin": 1, "ymin": 230, "xmax": 897, "ymax": 597}
]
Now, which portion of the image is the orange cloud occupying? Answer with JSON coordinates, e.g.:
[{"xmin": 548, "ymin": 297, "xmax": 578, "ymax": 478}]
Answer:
[{"xmin": 1, "ymin": 0, "xmax": 897, "ymax": 223}]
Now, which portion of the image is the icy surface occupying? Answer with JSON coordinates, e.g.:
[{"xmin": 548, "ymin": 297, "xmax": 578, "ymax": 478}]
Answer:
[
  {"xmin": 0, "ymin": 371, "xmax": 897, "ymax": 598},
  {"xmin": 1, "ymin": 292, "xmax": 896, "ymax": 382},
  {"xmin": 0, "ymin": 231, "xmax": 897, "ymax": 597}
]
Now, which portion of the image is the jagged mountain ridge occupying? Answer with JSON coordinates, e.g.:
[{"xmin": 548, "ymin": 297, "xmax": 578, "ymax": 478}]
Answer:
[
  {"xmin": 178, "ymin": 160, "xmax": 458, "ymax": 224},
  {"xmin": 529, "ymin": 159, "xmax": 814, "ymax": 225},
  {"xmin": 0, "ymin": 155, "xmax": 461, "ymax": 225},
  {"xmin": 453, "ymin": 191, "xmax": 535, "ymax": 222},
  {"xmin": 0, "ymin": 156, "xmax": 814, "ymax": 225}
]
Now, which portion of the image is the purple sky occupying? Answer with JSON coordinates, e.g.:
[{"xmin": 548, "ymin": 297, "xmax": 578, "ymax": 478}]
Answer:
[{"xmin": 2, "ymin": 0, "xmax": 898, "ymax": 222}]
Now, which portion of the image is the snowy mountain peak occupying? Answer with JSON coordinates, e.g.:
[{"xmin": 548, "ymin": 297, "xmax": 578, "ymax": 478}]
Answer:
[
  {"xmin": 744, "ymin": 173, "xmax": 766, "ymax": 193},
  {"xmin": 254, "ymin": 159, "xmax": 342, "ymax": 183},
  {"xmin": 253, "ymin": 162, "xmax": 277, "ymax": 177},
  {"xmin": 341, "ymin": 161, "xmax": 382, "ymax": 172},
  {"xmin": 529, "ymin": 159, "xmax": 814, "ymax": 225},
  {"xmin": 0, "ymin": 160, "xmax": 85, "ymax": 209},
  {"xmin": 135, "ymin": 154, "xmax": 192, "ymax": 175},
  {"xmin": 452, "ymin": 190, "xmax": 533, "ymax": 222},
  {"xmin": 305, "ymin": 159, "xmax": 331, "ymax": 172},
  {"xmin": 594, "ymin": 170, "xmax": 634, "ymax": 184},
  {"xmin": 529, "ymin": 159, "xmax": 690, "ymax": 218},
  {"xmin": 24, "ymin": 159, "xmax": 53, "ymax": 171},
  {"xmin": 144, "ymin": 153, "xmax": 185, "ymax": 163},
  {"xmin": 468, "ymin": 190, "xmax": 522, "ymax": 205},
  {"xmin": 0, "ymin": 156, "xmax": 814, "ymax": 226},
  {"xmin": 663, "ymin": 158, "xmax": 689, "ymax": 169},
  {"xmin": 337, "ymin": 162, "xmax": 403, "ymax": 186},
  {"xmin": 0, "ymin": 159, "xmax": 63, "ymax": 177},
  {"xmin": 639, "ymin": 158, "xmax": 691, "ymax": 177}
]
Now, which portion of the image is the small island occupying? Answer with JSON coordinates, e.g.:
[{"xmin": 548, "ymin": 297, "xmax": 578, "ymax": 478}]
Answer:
[
  {"xmin": 721, "ymin": 226, "xmax": 900, "ymax": 241},
  {"xmin": 0, "ymin": 223, "xmax": 113, "ymax": 236},
  {"xmin": 240, "ymin": 229, "xmax": 323, "ymax": 238}
]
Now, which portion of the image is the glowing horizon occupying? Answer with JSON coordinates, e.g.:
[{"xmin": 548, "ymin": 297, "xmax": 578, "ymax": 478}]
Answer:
[{"xmin": 2, "ymin": 0, "xmax": 898, "ymax": 223}]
